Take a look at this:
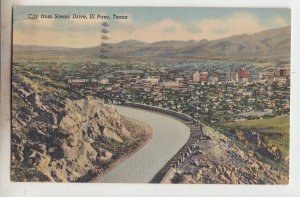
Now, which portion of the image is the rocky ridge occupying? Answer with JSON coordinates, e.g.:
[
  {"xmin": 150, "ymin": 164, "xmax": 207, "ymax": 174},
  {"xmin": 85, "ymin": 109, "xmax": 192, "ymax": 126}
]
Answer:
[{"xmin": 11, "ymin": 69, "xmax": 150, "ymax": 182}]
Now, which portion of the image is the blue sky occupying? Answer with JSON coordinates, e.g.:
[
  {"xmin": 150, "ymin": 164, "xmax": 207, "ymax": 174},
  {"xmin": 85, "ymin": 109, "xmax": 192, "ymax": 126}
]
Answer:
[{"xmin": 13, "ymin": 6, "xmax": 291, "ymax": 47}]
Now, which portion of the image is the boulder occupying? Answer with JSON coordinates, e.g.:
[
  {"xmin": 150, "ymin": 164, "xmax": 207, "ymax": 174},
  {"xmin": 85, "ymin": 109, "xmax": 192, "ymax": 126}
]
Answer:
[
  {"xmin": 262, "ymin": 164, "xmax": 271, "ymax": 172},
  {"xmin": 47, "ymin": 145, "xmax": 65, "ymax": 160},
  {"xmin": 230, "ymin": 173, "xmax": 239, "ymax": 184},
  {"xmin": 97, "ymin": 148, "xmax": 113, "ymax": 161},
  {"xmin": 248, "ymin": 150, "xmax": 255, "ymax": 158},
  {"xmin": 196, "ymin": 169, "xmax": 203, "ymax": 180},
  {"xmin": 26, "ymin": 93, "xmax": 37, "ymax": 105},
  {"xmin": 28, "ymin": 127, "xmax": 48, "ymax": 142},
  {"xmin": 36, "ymin": 152, "xmax": 51, "ymax": 178},
  {"xmin": 19, "ymin": 106, "xmax": 33, "ymax": 115},
  {"xmin": 27, "ymin": 92, "xmax": 42, "ymax": 107},
  {"xmin": 251, "ymin": 162, "xmax": 260, "ymax": 171},
  {"xmin": 17, "ymin": 111, "xmax": 31, "ymax": 123},
  {"xmin": 238, "ymin": 149, "xmax": 247, "ymax": 160},
  {"xmin": 103, "ymin": 127, "xmax": 123, "ymax": 143},
  {"xmin": 35, "ymin": 107, "xmax": 56, "ymax": 125},
  {"xmin": 224, "ymin": 169, "xmax": 232, "ymax": 179},
  {"xmin": 220, "ymin": 175, "xmax": 230, "ymax": 183}
]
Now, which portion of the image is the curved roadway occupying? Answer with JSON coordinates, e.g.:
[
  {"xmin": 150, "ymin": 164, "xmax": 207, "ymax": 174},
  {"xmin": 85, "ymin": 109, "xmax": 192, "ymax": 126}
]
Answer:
[{"xmin": 95, "ymin": 105, "xmax": 190, "ymax": 183}]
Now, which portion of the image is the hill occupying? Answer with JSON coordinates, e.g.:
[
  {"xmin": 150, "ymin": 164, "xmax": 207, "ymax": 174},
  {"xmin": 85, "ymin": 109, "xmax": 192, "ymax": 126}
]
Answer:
[{"xmin": 11, "ymin": 65, "xmax": 152, "ymax": 182}]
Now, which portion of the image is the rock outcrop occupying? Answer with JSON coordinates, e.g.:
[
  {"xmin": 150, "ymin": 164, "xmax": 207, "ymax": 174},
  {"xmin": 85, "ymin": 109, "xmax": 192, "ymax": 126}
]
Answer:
[
  {"xmin": 161, "ymin": 125, "xmax": 289, "ymax": 184},
  {"xmin": 11, "ymin": 71, "xmax": 151, "ymax": 182}
]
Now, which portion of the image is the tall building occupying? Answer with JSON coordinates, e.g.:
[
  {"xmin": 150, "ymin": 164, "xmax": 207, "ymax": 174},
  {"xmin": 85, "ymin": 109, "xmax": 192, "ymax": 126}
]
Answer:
[
  {"xmin": 200, "ymin": 71, "xmax": 208, "ymax": 81},
  {"xmin": 280, "ymin": 69, "xmax": 288, "ymax": 77},
  {"xmin": 238, "ymin": 68, "xmax": 249, "ymax": 83},
  {"xmin": 192, "ymin": 71, "xmax": 201, "ymax": 82},
  {"xmin": 238, "ymin": 70, "xmax": 248, "ymax": 79}
]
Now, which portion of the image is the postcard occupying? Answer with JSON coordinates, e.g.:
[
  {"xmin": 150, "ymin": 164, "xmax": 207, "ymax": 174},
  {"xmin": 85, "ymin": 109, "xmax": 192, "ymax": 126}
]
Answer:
[{"xmin": 11, "ymin": 6, "xmax": 290, "ymax": 184}]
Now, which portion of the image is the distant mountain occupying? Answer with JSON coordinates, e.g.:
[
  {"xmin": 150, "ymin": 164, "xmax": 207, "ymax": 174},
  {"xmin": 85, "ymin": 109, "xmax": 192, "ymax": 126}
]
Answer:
[
  {"xmin": 14, "ymin": 26, "xmax": 291, "ymax": 62},
  {"xmin": 115, "ymin": 40, "xmax": 148, "ymax": 47}
]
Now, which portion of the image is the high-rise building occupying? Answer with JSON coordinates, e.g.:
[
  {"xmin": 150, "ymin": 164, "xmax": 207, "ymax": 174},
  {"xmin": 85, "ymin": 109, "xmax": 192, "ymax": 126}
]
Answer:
[
  {"xmin": 192, "ymin": 71, "xmax": 200, "ymax": 82},
  {"xmin": 200, "ymin": 71, "xmax": 208, "ymax": 81},
  {"xmin": 280, "ymin": 69, "xmax": 288, "ymax": 77},
  {"xmin": 238, "ymin": 70, "xmax": 248, "ymax": 79},
  {"xmin": 238, "ymin": 68, "xmax": 249, "ymax": 83}
]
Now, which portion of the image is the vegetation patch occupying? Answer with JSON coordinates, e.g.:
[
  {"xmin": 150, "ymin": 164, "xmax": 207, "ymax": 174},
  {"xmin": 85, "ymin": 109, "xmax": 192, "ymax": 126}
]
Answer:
[{"xmin": 223, "ymin": 115, "xmax": 289, "ymax": 160}]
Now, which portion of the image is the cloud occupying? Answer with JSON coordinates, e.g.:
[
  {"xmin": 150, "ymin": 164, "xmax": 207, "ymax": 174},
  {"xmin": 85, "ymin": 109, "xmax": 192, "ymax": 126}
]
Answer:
[
  {"xmin": 193, "ymin": 12, "xmax": 267, "ymax": 40},
  {"xmin": 19, "ymin": 17, "xmax": 55, "ymax": 29},
  {"xmin": 13, "ymin": 12, "xmax": 290, "ymax": 47},
  {"xmin": 109, "ymin": 19, "xmax": 196, "ymax": 43},
  {"xmin": 13, "ymin": 29, "xmax": 101, "ymax": 48},
  {"xmin": 269, "ymin": 17, "xmax": 289, "ymax": 27},
  {"xmin": 108, "ymin": 13, "xmax": 267, "ymax": 43},
  {"xmin": 112, "ymin": 13, "xmax": 289, "ymax": 43},
  {"xmin": 134, "ymin": 19, "xmax": 191, "ymax": 41}
]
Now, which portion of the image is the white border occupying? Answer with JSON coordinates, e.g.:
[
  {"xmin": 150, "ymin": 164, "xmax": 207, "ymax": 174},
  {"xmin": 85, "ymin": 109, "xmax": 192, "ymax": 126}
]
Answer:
[{"xmin": 1, "ymin": 1, "xmax": 300, "ymax": 197}]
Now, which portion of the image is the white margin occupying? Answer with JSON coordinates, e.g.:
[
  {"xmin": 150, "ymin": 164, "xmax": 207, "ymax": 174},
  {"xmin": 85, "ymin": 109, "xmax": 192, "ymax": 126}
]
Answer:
[{"xmin": 1, "ymin": 1, "xmax": 300, "ymax": 197}]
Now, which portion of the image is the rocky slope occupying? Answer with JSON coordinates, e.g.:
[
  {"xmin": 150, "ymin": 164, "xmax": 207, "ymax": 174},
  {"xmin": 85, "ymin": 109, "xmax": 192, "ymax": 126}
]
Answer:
[
  {"xmin": 11, "ymin": 68, "xmax": 151, "ymax": 182},
  {"xmin": 161, "ymin": 125, "xmax": 288, "ymax": 184}
]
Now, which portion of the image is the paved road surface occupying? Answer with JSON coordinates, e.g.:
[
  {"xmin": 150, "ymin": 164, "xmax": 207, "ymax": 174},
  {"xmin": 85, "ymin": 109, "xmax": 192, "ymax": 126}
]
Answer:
[{"xmin": 95, "ymin": 106, "xmax": 190, "ymax": 183}]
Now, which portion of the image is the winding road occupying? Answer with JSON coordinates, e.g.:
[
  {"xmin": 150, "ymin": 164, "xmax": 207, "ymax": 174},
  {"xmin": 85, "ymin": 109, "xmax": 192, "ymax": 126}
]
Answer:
[{"xmin": 94, "ymin": 105, "xmax": 190, "ymax": 183}]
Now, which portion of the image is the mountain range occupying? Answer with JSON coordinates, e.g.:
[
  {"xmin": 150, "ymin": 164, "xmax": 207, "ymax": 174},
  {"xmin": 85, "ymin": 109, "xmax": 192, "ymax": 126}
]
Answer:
[{"xmin": 13, "ymin": 25, "xmax": 291, "ymax": 62}]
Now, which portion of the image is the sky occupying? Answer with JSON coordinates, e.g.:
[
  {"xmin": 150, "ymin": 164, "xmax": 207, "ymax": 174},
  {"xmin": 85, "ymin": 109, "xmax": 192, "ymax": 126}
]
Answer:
[{"xmin": 13, "ymin": 6, "xmax": 291, "ymax": 48}]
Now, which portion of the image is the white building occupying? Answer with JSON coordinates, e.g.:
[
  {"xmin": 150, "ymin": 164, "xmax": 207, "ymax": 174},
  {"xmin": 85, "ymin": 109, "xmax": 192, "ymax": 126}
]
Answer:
[
  {"xmin": 192, "ymin": 71, "xmax": 200, "ymax": 82},
  {"xmin": 68, "ymin": 79, "xmax": 87, "ymax": 83},
  {"xmin": 98, "ymin": 78, "xmax": 109, "ymax": 84},
  {"xmin": 145, "ymin": 76, "xmax": 159, "ymax": 84}
]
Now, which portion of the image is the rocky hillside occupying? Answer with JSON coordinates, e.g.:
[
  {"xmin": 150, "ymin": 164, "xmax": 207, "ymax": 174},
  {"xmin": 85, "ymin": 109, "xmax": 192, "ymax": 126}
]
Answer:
[
  {"xmin": 223, "ymin": 116, "xmax": 289, "ymax": 165},
  {"xmin": 161, "ymin": 126, "xmax": 288, "ymax": 184},
  {"xmin": 11, "ymin": 66, "xmax": 151, "ymax": 182}
]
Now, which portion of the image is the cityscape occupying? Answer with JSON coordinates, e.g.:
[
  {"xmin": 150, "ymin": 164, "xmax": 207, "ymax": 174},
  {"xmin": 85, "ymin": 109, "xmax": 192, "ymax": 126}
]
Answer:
[
  {"xmin": 18, "ymin": 60, "xmax": 290, "ymax": 125},
  {"xmin": 11, "ymin": 7, "xmax": 290, "ymax": 184}
]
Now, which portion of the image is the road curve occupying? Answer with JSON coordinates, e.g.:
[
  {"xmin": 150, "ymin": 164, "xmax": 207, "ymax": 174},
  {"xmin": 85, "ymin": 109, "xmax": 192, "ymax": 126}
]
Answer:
[{"xmin": 94, "ymin": 105, "xmax": 190, "ymax": 183}]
